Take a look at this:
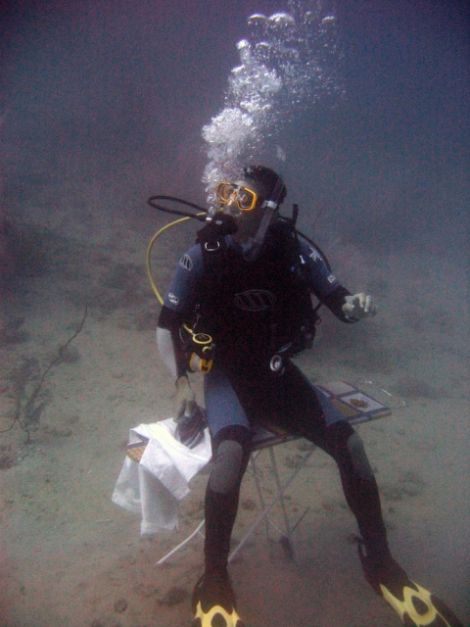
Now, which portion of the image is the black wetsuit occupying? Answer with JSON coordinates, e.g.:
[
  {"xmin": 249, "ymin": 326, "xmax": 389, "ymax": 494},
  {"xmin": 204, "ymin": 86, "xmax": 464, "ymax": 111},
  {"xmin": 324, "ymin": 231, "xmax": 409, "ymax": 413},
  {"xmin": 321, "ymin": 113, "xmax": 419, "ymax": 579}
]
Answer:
[{"xmin": 158, "ymin": 223, "xmax": 389, "ymax": 574}]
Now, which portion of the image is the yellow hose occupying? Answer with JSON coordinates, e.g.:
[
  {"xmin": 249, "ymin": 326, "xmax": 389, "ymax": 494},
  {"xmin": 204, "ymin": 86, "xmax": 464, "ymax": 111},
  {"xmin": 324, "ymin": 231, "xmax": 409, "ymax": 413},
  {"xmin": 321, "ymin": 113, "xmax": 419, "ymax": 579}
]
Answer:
[{"xmin": 146, "ymin": 213, "xmax": 205, "ymax": 305}]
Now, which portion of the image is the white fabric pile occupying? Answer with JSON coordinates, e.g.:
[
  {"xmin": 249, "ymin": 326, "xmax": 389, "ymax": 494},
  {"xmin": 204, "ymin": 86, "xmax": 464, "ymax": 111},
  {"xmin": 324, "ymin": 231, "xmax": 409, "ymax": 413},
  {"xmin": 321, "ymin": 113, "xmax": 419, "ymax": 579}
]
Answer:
[{"xmin": 111, "ymin": 417, "xmax": 212, "ymax": 535}]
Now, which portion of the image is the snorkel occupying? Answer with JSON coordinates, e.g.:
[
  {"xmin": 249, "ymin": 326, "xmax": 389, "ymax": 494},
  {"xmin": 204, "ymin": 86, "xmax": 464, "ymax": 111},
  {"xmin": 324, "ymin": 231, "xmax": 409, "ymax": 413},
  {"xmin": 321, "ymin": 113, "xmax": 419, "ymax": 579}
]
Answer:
[
  {"xmin": 236, "ymin": 165, "xmax": 287, "ymax": 261},
  {"xmin": 239, "ymin": 202, "xmax": 276, "ymax": 261}
]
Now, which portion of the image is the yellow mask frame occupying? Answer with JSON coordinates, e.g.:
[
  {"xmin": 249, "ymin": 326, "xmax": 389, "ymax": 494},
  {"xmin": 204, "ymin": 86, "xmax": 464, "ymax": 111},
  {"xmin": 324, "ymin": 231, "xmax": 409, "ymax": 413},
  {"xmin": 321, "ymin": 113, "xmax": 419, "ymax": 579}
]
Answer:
[{"xmin": 215, "ymin": 181, "xmax": 259, "ymax": 212}]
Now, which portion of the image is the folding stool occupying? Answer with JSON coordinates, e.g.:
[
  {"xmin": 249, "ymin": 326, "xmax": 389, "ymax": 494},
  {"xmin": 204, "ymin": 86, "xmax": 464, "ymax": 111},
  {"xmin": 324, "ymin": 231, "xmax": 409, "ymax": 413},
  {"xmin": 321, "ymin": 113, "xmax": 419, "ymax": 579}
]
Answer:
[{"xmin": 153, "ymin": 380, "xmax": 392, "ymax": 566}]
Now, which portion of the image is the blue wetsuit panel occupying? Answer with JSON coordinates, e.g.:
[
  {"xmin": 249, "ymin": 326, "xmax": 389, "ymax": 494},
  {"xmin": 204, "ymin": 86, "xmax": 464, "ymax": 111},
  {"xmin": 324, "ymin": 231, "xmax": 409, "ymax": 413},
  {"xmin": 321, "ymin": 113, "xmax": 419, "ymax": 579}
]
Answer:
[{"xmin": 204, "ymin": 365, "xmax": 250, "ymax": 437}]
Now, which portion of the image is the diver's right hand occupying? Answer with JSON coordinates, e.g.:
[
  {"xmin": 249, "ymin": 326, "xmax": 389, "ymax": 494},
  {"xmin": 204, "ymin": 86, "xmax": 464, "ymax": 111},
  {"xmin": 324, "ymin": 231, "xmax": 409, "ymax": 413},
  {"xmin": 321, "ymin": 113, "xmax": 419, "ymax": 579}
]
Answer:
[{"xmin": 174, "ymin": 375, "xmax": 195, "ymax": 420}]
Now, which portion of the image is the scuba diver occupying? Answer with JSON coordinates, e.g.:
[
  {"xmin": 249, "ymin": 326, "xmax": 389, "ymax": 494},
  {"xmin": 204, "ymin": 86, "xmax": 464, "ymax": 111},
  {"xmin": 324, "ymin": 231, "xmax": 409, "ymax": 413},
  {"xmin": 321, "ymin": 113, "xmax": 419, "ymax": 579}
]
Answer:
[{"xmin": 155, "ymin": 166, "xmax": 462, "ymax": 627}]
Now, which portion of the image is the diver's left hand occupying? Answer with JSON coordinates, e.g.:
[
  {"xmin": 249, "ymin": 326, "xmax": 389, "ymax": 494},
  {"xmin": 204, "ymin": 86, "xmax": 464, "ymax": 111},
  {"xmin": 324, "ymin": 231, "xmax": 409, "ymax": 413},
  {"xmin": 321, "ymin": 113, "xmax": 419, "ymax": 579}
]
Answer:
[{"xmin": 342, "ymin": 292, "xmax": 377, "ymax": 320}]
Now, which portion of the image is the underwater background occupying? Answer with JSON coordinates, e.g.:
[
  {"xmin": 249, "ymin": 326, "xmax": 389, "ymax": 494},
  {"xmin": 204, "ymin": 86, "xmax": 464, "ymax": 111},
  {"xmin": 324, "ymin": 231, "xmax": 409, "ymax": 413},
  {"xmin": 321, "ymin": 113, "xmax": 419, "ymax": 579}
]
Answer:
[{"xmin": 0, "ymin": 1, "xmax": 468, "ymax": 625}]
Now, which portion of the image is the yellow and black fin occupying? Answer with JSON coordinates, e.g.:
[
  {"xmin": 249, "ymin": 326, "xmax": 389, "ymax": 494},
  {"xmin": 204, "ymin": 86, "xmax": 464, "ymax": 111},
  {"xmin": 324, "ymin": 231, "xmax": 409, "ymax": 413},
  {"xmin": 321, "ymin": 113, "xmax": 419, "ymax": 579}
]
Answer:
[
  {"xmin": 191, "ymin": 573, "xmax": 245, "ymax": 627},
  {"xmin": 379, "ymin": 579, "xmax": 463, "ymax": 627},
  {"xmin": 192, "ymin": 601, "xmax": 245, "ymax": 627}
]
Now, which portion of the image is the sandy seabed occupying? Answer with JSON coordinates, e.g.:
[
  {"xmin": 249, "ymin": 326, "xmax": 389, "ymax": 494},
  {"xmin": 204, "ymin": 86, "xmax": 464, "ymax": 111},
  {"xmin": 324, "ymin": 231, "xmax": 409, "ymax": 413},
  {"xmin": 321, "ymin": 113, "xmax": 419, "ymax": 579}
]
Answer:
[{"xmin": 1, "ymin": 216, "xmax": 469, "ymax": 627}]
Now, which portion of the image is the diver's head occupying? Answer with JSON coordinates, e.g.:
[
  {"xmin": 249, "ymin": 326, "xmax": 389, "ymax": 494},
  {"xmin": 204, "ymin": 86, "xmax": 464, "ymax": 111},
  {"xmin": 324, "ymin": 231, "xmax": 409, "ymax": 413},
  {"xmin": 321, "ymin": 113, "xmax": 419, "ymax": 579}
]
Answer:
[
  {"xmin": 214, "ymin": 165, "xmax": 287, "ymax": 259},
  {"xmin": 243, "ymin": 165, "xmax": 287, "ymax": 209},
  {"xmin": 215, "ymin": 166, "xmax": 286, "ymax": 217}
]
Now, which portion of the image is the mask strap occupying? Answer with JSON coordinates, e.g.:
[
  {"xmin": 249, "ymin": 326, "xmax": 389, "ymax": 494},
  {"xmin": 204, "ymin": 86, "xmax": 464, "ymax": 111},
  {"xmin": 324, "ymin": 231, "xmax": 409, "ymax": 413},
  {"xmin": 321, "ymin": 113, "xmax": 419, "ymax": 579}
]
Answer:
[{"xmin": 261, "ymin": 199, "xmax": 278, "ymax": 210}]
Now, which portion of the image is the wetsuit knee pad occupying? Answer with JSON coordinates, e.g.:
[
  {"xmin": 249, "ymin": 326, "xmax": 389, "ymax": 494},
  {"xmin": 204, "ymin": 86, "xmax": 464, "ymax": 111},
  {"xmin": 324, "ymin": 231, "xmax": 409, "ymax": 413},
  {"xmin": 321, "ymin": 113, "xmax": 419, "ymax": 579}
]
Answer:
[
  {"xmin": 325, "ymin": 420, "xmax": 354, "ymax": 453},
  {"xmin": 209, "ymin": 425, "xmax": 252, "ymax": 495},
  {"xmin": 326, "ymin": 422, "xmax": 374, "ymax": 481},
  {"xmin": 347, "ymin": 432, "xmax": 374, "ymax": 481}
]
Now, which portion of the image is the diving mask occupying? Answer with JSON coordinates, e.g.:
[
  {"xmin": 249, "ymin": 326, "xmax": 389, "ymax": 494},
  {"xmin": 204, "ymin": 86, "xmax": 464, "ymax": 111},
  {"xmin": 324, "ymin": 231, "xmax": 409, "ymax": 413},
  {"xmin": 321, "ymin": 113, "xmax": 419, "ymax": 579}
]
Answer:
[{"xmin": 215, "ymin": 182, "xmax": 258, "ymax": 212}]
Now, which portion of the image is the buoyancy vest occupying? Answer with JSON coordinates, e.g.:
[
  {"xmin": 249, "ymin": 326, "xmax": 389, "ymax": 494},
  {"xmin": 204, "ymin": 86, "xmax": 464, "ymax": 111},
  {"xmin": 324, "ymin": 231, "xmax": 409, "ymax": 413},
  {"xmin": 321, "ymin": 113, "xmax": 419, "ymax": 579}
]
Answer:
[{"xmin": 190, "ymin": 218, "xmax": 319, "ymax": 373}]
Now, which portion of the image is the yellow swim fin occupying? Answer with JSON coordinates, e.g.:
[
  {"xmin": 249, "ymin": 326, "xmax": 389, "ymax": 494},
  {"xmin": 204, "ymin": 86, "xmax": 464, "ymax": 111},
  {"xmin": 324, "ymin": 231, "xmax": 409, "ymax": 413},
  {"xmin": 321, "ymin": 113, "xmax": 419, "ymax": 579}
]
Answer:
[
  {"xmin": 191, "ymin": 572, "xmax": 245, "ymax": 627},
  {"xmin": 379, "ymin": 579, "xmax": 463, "ymax": 627},
  {"xmin": 358, "ymin": 542, "xmax": 463, "ymax": 626},
  {"xmin": 192, "ymin": 600, "xmax": 244, "ymax": 627}
]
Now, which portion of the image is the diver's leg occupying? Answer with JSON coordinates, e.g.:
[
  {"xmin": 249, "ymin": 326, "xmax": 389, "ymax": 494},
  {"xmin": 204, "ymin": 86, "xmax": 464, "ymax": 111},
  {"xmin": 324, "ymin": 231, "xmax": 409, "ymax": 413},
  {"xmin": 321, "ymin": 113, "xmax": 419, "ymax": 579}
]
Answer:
[
  {"xmin": 204, "ymin": 424, "xmax": 252, "ymax": 575},
  {"xmin": 203, "ymin": 366, "xmax": 252, "ymax": 575},
  {"xmin": 325, "ymin": 421, "xmax": 392, "ymax": 559},
  {"xmin": 324, "ymin": 422, "xmax": 464, "ymax": 625},
  {"xmin": 258, "ymin": 363, "xmax": 388, "ymax": 554},
  {"xmin": 191, "ymin": 368, "xmax": 251, "ymax": 625},
  {"xmin": 274, "ymin": 366, "xmax": 463, "ymax": 625}
]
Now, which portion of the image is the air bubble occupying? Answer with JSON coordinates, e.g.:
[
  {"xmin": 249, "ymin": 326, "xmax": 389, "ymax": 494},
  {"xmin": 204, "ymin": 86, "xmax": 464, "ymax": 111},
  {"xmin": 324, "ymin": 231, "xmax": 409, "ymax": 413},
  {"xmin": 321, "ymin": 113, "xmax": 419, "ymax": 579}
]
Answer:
[
  {"xmin": 202, "ymin": 1, "xmax": 341, "ymax": 193},
  {"xmin": 268, "ymin": 13, "xmax": 296, "ymax": 28},
  {"xmin": 236, "ymin": 39, "xmax": 250, "ymax": 50},
  {"xmin": 247, "ymin": 13, "xmax": 267, "ymax": 26}
]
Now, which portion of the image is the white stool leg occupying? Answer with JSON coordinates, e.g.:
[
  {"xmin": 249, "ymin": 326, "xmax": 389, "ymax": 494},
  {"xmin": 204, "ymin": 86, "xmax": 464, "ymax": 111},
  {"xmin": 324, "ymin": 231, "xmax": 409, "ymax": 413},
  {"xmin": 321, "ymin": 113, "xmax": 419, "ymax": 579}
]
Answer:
[
  {"xmin": 228, "ymin": 446, "xmax": 316, "ymax": 562},
  {"xmin": 155, "ymin": 519, "xmax": 205, "ymax": 565},
  {"xmin": 250, "ymin": 451, "xmax": 270, "ymax": 539}
]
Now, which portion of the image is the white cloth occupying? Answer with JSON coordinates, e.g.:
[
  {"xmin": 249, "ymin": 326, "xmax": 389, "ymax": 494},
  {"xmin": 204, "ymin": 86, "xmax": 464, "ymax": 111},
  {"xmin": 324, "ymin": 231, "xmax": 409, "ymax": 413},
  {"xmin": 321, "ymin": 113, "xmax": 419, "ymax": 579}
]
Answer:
[{"xmin": 111, "ymin": 417, "xmax": 212, "ymax": 535}]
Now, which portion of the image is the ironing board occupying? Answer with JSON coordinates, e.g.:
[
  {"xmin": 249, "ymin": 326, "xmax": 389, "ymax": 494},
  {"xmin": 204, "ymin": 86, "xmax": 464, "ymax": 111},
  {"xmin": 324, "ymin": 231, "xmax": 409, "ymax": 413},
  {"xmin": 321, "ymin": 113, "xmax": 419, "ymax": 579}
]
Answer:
[{"xmin": 127, "ymin": 381, "xmax": 392, "ymax": 566}]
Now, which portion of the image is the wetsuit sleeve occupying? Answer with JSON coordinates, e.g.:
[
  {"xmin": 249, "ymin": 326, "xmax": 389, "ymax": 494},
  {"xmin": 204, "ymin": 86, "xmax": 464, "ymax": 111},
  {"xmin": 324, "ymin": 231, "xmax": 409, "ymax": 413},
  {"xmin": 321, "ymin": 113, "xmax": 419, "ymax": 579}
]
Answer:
[
  {"xmin": 156, "ymin": 310, "xmax": 187, "ymax": 379},
  {"xmin": 161, "ymin": 243, "xmax": 204, "ymax": 315},
  {"xmin": 156, "ymin": 244, "xmax": 204, "ymax": 378},
  {"xmin": 298, "ymin": 240, "xmax": 355, "ymax": 322}
]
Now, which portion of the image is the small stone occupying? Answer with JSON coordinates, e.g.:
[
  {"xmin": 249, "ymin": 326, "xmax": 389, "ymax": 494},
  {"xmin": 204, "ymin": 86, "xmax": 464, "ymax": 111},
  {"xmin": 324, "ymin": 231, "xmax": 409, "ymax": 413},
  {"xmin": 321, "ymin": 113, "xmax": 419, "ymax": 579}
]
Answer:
[
  {"xmin": 0, "ymin": 453, "xmax": 16, "ymax": 470},
  {"xmin": 159, "ymin": 586, "xmax": 188, "ymax": 606},
  {"xmin": 241, "ymin": 498, "xmax": 256, "ymax": 511},
  {"xmin": 59, "ymin": 345, "xmax": 80, "ymax": 363},
  {"xmin": 113, "ymin": 598, "xmax": 128, "ymax": 613}
]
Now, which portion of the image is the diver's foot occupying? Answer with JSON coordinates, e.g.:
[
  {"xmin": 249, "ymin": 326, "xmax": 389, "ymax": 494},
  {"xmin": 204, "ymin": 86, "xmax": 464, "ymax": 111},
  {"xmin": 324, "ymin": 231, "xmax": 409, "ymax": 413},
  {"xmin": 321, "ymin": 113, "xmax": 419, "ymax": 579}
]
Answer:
[
  {"xmin": 358, "ymin": 542, "xmax": 463, "ymax": 626},
  {"xmin": 191, "ymin": 570, "xmax": 245, "ymax": 627}
]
